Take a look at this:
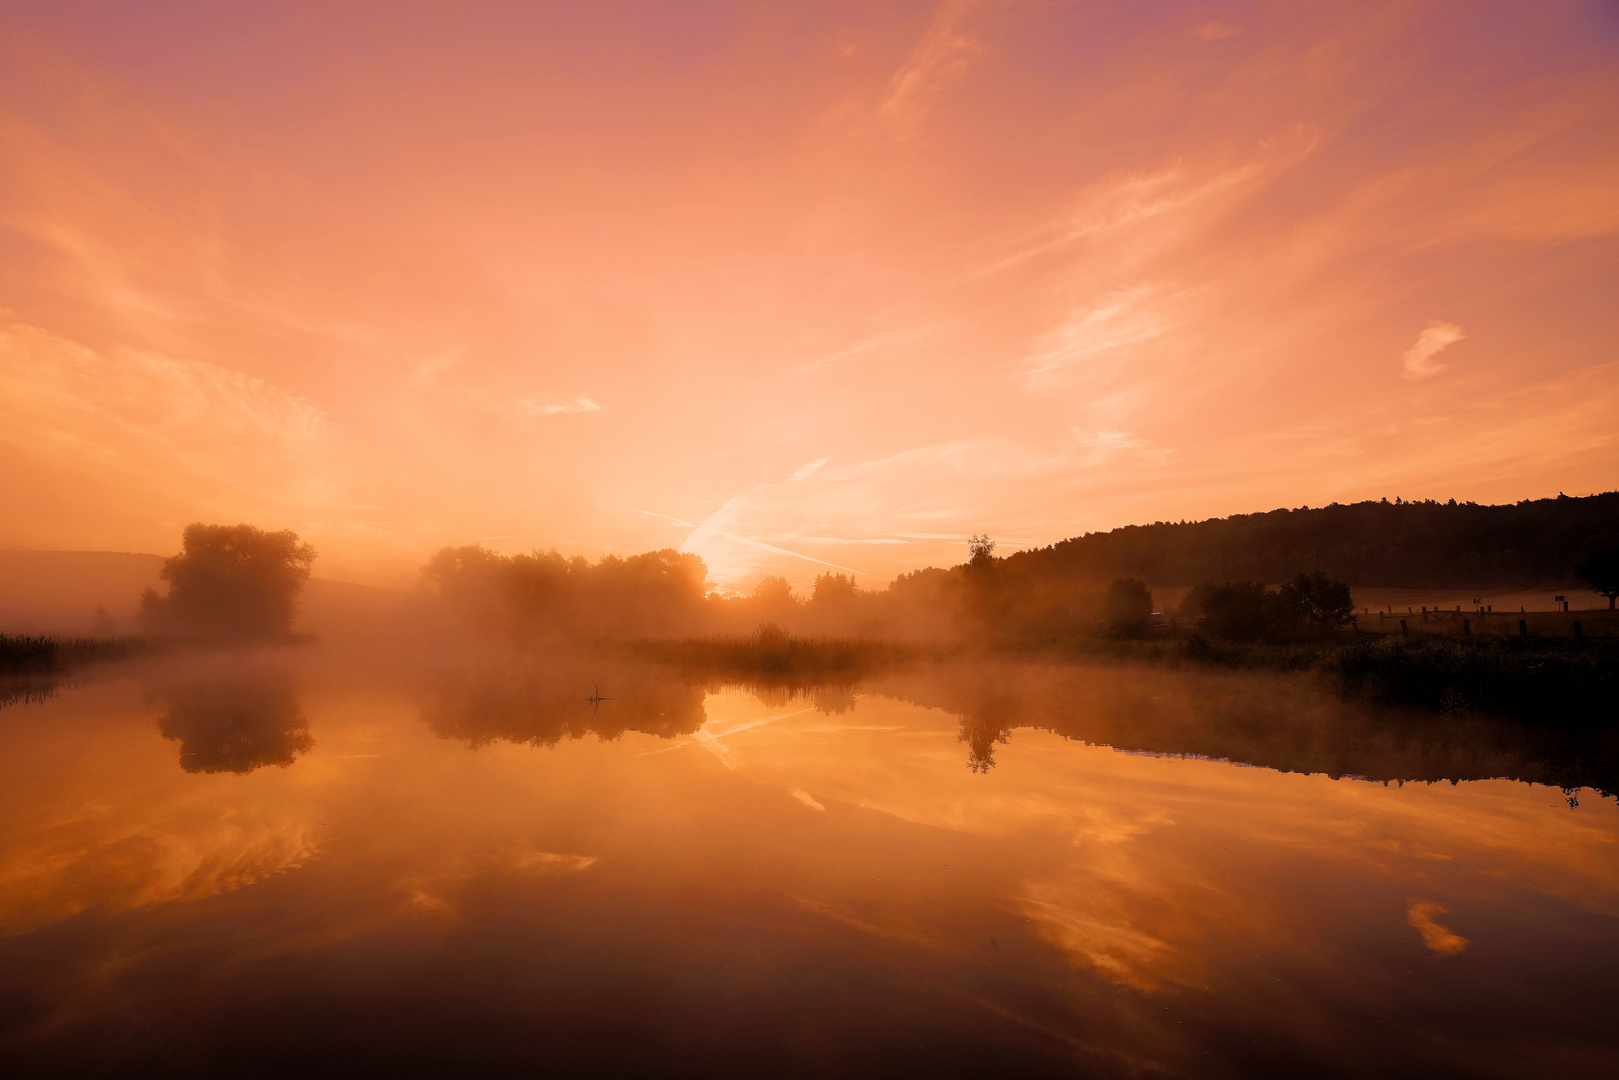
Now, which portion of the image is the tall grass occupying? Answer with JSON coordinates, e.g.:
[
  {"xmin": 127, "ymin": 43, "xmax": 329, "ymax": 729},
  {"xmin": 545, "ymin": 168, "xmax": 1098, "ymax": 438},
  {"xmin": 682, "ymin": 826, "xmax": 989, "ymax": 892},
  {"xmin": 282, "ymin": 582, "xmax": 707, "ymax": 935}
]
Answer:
[{"xmin": 0, "ymin": 634, "xmax": 142, "ymax": 676}]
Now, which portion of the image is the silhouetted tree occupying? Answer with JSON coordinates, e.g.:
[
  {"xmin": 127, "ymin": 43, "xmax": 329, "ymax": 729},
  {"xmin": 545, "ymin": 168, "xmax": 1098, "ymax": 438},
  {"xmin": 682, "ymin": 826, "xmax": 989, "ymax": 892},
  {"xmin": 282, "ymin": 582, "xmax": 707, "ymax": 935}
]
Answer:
[
  {"xmin": 1202, "ymin": 580, "xmax": 1284, "ymax": 641},
  {"xmin": 139, "ymin": 524, "xmax": 316, "ymax": 641},
  {"xmin": 1103, "ymin": 577, "xmax": 1153, "ymax": 636},
  {"xmin": 1576, "ymin": 548, "xmax": 1619, "ymax": 609},
  {"xmin": 1278, "ymin": 571, "xmax": 1356, "ymax": 630},
  {"xmin": 811, "ymin": 572, "xmax": 858, "ymax": 606},
  {"xmin": 752, "ymin": 576, "xmax": 794, "ymax": 605},
  {"xmin": 422, "ymin": 545, "xmax": 707, "ymax": 640},
  {"xmin": 1176, "ymin": 581, "xmax": 1220, "ymax": 618}
]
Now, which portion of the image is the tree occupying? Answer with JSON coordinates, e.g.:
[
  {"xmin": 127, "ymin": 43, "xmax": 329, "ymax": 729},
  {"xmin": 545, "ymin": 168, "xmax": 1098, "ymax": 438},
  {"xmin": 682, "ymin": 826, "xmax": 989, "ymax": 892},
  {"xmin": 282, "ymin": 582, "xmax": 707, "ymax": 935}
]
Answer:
[
  {"xmin": 968, "ymin": 534, "xmax": 996, "ymax": 567},
  {"xmin": 1278, "ymin": 571, "xmax": 1356, "ymax": 631},
  {"xmin": 1575, "ymin": 548, "xmax": 1619, "ymax": 610},
  {"xmin": 140, "ymin": 524, "xmax": 316, "ymax": 641},
  {"xmin": 1103, "ymin": 577, "xmax": 1153, "ymax": 636},
  {"xmin": 1176, "ymin": 580, "xmax": 1220, "ymax": 618},
  {"xmin": 752, "ymin": 576, "xmax": 794, "ymax": 605},
  {"xmin": 1201, "ymin": 580, "xmax": 1283, "ymax": 641},
  {"xmin": 811, "ymin": 572, "xmax": 858, "ymax": 605}
]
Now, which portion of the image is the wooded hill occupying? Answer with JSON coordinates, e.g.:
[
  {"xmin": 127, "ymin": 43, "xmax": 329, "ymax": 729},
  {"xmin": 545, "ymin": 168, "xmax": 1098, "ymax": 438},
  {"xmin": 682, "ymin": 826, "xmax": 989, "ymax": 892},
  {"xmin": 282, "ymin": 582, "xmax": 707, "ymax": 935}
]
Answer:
[{"xmin": 1000, "ymin": 492, "xmax": 1619, "ymax": 589}]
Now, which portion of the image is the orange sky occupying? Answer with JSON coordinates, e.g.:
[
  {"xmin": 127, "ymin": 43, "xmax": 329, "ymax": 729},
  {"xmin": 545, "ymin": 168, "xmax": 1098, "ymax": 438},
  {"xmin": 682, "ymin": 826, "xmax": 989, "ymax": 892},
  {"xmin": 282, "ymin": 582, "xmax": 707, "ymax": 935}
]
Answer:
[{"xmin": 2, "ymin": 1, "xmax": 1616, "ymax": 589}]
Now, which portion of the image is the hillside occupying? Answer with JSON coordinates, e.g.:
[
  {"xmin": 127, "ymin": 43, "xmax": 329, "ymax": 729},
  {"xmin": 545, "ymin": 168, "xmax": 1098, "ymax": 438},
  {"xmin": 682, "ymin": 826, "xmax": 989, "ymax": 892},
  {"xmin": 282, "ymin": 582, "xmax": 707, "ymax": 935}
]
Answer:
[
  {"xmin": 1000, "ymin": 492, "xmax": 1619, "ymax": 589},
  {"xmin": 0, "ymin": 550, "xmax": 410, "ymax": 638}
]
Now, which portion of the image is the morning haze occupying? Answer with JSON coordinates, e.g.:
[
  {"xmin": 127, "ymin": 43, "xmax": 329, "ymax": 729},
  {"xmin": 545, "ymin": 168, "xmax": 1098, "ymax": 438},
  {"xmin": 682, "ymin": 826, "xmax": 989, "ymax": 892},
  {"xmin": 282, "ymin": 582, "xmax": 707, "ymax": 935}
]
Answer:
[{"xmin": 2, "ymin": 3, "xmax": 1617, "ymax": 1077}]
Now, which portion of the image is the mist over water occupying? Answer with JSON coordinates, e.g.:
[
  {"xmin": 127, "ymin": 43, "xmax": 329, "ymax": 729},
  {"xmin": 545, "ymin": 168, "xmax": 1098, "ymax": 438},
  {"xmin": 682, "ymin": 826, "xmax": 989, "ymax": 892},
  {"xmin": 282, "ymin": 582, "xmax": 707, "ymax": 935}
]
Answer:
[{"xmin": 2, "ymin": 640, "xmax": 1615, "ymax": 1078}]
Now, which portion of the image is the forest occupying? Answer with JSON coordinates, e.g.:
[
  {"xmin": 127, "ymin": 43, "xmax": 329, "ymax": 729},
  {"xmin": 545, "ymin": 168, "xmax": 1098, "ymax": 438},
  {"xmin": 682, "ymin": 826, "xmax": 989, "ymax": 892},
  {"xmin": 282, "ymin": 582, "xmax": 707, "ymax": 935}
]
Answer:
[{"xmin": 1001, "ymin": 491, "xmax": 1619, "ymax": 590}]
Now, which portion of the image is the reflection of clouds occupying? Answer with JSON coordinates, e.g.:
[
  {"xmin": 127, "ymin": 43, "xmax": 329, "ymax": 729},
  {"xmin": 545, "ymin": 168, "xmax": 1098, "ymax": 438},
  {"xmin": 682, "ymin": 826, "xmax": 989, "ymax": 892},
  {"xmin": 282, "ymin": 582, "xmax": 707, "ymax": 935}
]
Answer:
[
  {"xmin": 685, "ymin": 683, "xmax": 1619, "ymax": 993},
  {"xmin": 1406, "ymin": 899, "xmax": 1469, "ymax": 955},
  {"xmin": 400, "ymin": 846, "xmax": 598, "ymax": 921},
  {"xmin": 0, "ymin": 806, "xmax": 320, "ymax": 935}
]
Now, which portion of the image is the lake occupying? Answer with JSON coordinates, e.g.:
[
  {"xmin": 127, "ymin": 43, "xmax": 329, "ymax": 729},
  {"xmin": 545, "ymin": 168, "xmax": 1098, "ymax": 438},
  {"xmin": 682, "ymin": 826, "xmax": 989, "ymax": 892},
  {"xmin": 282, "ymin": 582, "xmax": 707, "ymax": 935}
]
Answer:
[{"xmin": 1, "ymin": 646, "xmax": 1616, "ymax": 1078}]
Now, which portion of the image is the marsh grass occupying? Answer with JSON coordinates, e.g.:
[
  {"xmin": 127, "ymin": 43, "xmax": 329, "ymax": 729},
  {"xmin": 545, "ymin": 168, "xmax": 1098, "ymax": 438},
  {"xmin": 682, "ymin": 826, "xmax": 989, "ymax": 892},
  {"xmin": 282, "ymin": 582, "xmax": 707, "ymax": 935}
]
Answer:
[
  {"xmin": 0, "ymin": 634, "xmax": 143, "ymax": 676},
  {"xmin": 0, "ymin": 634, "xmax": 144, "ymax": 713}
]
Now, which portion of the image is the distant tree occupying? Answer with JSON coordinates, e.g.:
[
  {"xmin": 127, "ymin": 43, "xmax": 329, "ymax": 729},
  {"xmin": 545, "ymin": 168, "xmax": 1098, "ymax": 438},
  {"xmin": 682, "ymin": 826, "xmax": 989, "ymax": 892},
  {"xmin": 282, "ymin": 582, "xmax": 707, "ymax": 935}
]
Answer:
[
  {"xmin": 1201, "ymin": 580, "xmax": 1283, "ymax": 641},
  {"xmin": 140, "ymin": 524, "xmax": 316, "ymax": 641},
  {"xmin": 811, "ymin": 572, "xmax": 859, "ymax": 605},
  {"xmin": 1278, "ymin": 571, "xmax": 1356, "ymax": 631},
  {"xmin": 1103, "ymin": 577, "xmax": 1153, "ymax": 636},
  {"xmin": 752, "ymin": 576, "xmax": 795, "ymax": 605},
  {"xmin": 1176, "ymin": 580, "xmax": 1220, "ymax": 618},
  {"xmin": 1575, "ymin": 548, "xmax": 1619, "ymax": 610},
  {"xmin": 968, "ymin": 534, "xmax": 996, "ymax": 567}
]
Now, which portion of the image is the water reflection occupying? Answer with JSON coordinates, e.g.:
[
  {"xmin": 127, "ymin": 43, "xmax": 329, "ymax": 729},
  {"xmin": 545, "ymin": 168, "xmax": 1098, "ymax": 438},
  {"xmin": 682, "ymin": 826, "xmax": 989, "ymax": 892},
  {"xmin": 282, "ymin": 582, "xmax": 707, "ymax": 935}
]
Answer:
[
  {"xmin": 419, "ymin": 653, "xmax": 870, "ymax": 750},
  {"xmin": 1, "ymin": 651, "xmax": 1616, "ymax": 1077},
  {"xmin": 871, "ymin": 661, "xmax": 1619, "ymax": 796},
  {"xmin": 149, "ymin": 666, "xmax": 311, "ymax": 774},
  {"xmin": 421, "ymin": 654, "xmax": 706, "ymax": 747}
]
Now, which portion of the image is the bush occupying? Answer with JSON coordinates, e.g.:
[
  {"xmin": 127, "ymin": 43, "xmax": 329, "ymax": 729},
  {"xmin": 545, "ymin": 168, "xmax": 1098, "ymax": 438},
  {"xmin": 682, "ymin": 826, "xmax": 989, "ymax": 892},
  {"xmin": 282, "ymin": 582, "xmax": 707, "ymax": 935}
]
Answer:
[
  {"xmin": 1201, "ymin": 580, "xmax": 1284, "ymax": 641},
  {"xmin": 1279, "ymin": 571, "xmax": 1356, "ymax": 630},
  {"xmin": 1103, "ymin": 578, "xmax": 1153, "ymax": 636}
]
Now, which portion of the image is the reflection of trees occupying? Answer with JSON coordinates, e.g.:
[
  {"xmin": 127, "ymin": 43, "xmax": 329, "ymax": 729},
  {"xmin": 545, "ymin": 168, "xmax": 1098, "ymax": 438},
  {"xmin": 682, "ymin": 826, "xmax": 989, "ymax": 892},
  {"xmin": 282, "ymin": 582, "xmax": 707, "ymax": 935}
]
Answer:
[
  {"xmin": 423, "ymin": 655, "xmax": 707, "ymax": 748},
  {"xmin": 957, "ymin": 692, "xmax": 1018, "ymax": 773},
  {"xmin": 872, "ymin": 661, "xmax": 1619, "ymax": 796},
  {"xmin": 154, "ymin": 671, "xmax": 312, "ymax": 774}
]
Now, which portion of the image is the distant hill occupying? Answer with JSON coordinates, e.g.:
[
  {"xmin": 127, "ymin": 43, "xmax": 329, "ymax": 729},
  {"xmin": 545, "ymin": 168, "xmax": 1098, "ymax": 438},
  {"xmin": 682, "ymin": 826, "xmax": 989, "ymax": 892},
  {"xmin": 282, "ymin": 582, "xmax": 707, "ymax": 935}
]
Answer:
[
  {"xmin": 0, "ymin": 550, "xmax": 409, "ymax": 637},
  {"xmin": 1000, "ymin": 492, "xmax": 1619, "ymax": 589}
]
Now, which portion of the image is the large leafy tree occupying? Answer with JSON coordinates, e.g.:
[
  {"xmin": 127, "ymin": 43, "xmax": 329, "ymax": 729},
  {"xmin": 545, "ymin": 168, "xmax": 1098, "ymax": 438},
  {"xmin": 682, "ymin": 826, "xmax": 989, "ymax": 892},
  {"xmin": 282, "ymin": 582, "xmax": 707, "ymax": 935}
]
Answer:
[
  {"xmin": 1576, "ymin": 548, "xmax": 1619, "ymax": 609},
  {"xmin": 1201, "ymin": 581, "xmax": 1283, "ymax": 641},
  {"xmin": 140, "ymin": 524, "xmax": 316, "ymax": 641},
  {"xmin": 1279, "ymin": 571, "xmax": 1357, "ymax": 630}
]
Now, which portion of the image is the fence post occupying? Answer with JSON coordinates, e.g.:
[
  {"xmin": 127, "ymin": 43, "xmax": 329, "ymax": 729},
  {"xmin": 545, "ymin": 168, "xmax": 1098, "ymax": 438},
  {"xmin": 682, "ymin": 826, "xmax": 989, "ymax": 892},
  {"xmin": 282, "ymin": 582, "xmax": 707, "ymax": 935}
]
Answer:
[
  {"xmin": 1518, "ymin": 619, "xmax": 1528, "ymax": 638},
  {"xmin": 1462, "ymin": 619, "xmax": 1470, "ymax": 635},
  {"xmin": 1573, "ymin": 620, "xmax": 1583, "ymax": 641},
  {"xmin": 1400, "ymin": 620, "xmax": 1408, "ymax": 636}
]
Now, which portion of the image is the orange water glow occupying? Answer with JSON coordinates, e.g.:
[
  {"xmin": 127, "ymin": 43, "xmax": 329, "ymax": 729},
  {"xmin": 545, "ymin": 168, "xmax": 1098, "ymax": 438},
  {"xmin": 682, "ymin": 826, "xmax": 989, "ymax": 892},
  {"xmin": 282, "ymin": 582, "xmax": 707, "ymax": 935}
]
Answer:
[
  {"xmin": 3, "ymin": 658, "xmax": 1616, "ymax": 1074},
  {"xmin": 2, "ymin": 2, "xmax": 1617, "ymax": 588}
]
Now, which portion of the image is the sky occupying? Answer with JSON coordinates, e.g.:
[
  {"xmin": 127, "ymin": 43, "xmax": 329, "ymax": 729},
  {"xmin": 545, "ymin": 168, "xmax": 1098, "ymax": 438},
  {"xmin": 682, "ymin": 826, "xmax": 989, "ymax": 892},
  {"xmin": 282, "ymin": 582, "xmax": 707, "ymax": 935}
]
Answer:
[{"xmin": 1, "ymin": 0, "xmax": 1616, "ymax": 590}]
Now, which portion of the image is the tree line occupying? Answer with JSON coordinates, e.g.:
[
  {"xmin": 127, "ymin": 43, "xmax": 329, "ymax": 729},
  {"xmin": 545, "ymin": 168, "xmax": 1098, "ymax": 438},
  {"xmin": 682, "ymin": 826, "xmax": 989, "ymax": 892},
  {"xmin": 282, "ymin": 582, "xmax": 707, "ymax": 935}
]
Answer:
[
  {"xmin": 1001, "ymin": 491, "xmax": 1619, "ymax": 589},
  {"xmin": 115, "ymin": 492, "xmax": 1619, "ymax": 650}
]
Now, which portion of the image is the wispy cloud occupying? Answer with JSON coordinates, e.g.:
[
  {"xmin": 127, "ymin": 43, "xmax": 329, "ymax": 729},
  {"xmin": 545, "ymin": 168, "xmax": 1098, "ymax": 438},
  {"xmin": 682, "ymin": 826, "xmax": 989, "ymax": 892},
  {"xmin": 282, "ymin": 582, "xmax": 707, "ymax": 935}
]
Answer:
[
  {"xmin": 1024, "ymin": 285, "xmax": 1178, "ymax": 383},
  {"xmin": 981, "ymin": 163, "xmax": 1267, "ymax": 276},
  {"xmin": 1195, "ymin": 22, "xmax": 1244, "ymax": 41},
  {"xmin": 1401, "ymin": 321, "xmax": 1465, "ymax": 380},
  {"xmin": 879, "ymin": 0, "xmax": 984, "ymax": 131},
  {"xmin": 794, "ymin": 324, "xmax": 947, "ymax": 376},
  {"xmin": 1075, "ymin": 429, "xmax": 1170, "ymax": 468},
  {"xmin": 512, "ymin": 397, "xmax": 602, "ymax": 416},
  {"xmin": 678, "ymin": 498, "xmax": 865, "ymax": 577},
  {"xmin": 792, "ymin": 457, "xmax": 828, "ymax": 480}
]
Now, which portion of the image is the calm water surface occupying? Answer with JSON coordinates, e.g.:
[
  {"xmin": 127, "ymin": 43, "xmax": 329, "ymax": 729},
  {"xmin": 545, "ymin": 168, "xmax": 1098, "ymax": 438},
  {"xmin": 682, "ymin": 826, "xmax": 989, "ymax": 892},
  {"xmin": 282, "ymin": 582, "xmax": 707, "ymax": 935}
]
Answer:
[{"xmin": 1, "ymin": 648, "xmax": 1616, "ymax": 1078}]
